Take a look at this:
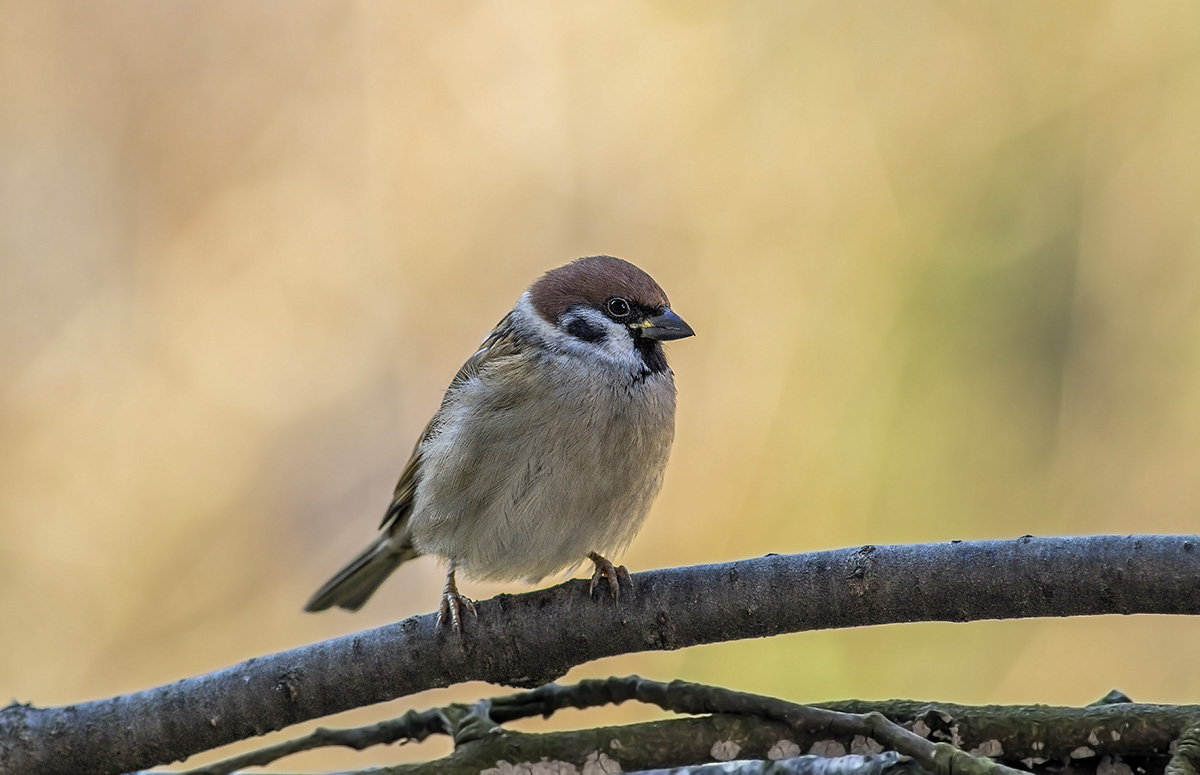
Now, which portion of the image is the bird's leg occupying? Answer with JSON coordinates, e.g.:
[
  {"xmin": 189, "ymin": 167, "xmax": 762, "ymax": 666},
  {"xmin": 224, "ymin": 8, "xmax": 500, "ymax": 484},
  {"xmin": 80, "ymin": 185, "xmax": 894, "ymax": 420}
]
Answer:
[
  {"xmin": 436, "ymin": 563, "xmax": 477, "ymax": 633},
  {"xmin": 588, "ymin": 551, "xmax": 632, "ymax": 603}
]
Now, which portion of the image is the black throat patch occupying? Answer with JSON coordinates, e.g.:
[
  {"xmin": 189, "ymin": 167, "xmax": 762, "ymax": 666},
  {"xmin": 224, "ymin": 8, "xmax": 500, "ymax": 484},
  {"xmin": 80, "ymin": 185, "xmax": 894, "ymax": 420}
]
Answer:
[{"xmin": 634, "ymin": 337, "xmax": 669, "ymax": 375}]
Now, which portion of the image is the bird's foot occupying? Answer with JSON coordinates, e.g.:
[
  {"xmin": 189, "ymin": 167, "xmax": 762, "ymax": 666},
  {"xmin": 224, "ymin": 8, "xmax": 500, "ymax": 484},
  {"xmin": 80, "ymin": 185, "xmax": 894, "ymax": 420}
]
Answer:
[
  {"xmin": 436, "ymin": 566, "xmax": 477, "ymax": 633},
  {"xmin": 588, "ymin": 551, "xmax": 632, "ymax": 603}
]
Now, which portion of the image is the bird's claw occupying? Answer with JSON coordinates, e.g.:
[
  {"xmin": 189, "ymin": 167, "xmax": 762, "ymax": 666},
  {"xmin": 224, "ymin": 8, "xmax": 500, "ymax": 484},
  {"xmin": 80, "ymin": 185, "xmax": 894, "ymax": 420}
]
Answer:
[
  {"xmin": 436, "ymin": 567, "xmax": 477, "ymax": 634},
  {"xmin": 436, "ymin": 590, "xmax": 477, "ymax": 633},
  {"xmin": 588, "ymin": 552, "xmax": 632, "ymax": 603}
]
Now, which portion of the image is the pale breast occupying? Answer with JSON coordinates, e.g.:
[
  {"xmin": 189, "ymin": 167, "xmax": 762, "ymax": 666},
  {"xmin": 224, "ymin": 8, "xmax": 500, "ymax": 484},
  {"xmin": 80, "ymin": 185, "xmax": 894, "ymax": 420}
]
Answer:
[{"xmin": 408, "ymin": 353, "xmax": 677, "ymax": 582}]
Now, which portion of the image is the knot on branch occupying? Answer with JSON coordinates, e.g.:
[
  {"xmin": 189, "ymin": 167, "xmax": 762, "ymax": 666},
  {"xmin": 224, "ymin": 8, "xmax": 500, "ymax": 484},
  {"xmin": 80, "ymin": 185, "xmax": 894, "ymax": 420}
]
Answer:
[{"xmin": 1167, "ymin": 724, "xmax": 1200, "ymax": 775}]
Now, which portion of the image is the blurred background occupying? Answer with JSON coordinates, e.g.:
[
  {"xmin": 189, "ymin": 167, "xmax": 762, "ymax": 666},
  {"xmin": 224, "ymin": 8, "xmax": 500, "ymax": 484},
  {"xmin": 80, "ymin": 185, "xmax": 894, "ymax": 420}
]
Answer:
[{"xmin": 3, "ymin": 1, "xmax": 1200, "ymax": 770}]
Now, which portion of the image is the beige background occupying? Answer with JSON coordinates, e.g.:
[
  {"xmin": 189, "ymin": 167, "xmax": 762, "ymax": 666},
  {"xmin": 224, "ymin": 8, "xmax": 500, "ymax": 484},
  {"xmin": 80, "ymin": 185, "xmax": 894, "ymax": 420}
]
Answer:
[{"xmin": 3, "ymin": 2, "xmax": 1200, "ymax": 770}]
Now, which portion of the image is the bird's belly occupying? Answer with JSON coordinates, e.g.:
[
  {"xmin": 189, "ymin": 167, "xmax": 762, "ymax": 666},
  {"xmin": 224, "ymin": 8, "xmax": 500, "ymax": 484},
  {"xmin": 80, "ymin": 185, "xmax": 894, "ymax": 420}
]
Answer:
[{"xmin": 407, "ymin": 382, "xmax": 673, "ymax": 582}]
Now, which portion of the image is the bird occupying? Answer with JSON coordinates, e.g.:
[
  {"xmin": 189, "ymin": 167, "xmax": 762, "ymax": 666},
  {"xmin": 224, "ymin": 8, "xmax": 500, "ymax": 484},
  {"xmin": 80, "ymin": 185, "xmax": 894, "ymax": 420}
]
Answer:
[{"xmin": 304, "ymin": 255, "xmax": 694, "ymax": 631}]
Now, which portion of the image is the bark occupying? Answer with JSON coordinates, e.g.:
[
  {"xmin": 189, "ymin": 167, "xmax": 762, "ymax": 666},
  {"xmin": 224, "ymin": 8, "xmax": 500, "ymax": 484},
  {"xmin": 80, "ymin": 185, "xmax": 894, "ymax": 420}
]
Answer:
[
  {"xmin": 180, "ymin": 679, "xmax": 1200, "ymax": 775},
  {"xmin": 3, "ymin": 535, "xmax": 1199, "ymax": 775}
]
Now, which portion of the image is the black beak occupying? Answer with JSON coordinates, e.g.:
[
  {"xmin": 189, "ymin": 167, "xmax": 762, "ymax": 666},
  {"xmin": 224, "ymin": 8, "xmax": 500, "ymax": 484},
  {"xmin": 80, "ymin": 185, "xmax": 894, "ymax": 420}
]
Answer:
[{"xmin": 639, "ymin": 308, "xmax": 695, "ymax": 341}]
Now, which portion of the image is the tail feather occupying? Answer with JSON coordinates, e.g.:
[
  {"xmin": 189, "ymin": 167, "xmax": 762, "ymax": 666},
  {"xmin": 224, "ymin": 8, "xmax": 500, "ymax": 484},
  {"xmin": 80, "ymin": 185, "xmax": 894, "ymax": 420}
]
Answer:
[{"xmin": 304, "ymin": 535, "xmax": 420, "ymax": 613}]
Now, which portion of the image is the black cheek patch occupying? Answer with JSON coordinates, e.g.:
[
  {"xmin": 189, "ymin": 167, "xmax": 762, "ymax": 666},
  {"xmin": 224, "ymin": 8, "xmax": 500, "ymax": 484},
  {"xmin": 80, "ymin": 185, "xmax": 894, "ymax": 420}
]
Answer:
[{"xmin": 564, "ymin": 317, "xmax": 607, "ymax": 343}]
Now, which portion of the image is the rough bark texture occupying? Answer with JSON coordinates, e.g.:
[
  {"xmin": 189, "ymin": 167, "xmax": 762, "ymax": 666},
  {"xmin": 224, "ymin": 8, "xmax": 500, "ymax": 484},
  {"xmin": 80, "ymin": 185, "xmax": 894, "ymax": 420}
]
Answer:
[
  {"xmin": 3, "ymin": 535, "xmax": 1199, "ymax": 775},
  {"xmin": 180, "ymin": 685, "xmax": 1200, "ymax": 775},
  {"xmin": 371, "ymin": 698, "xmax": 1200, "ymax": 775},
  {"xmin": 381, "ymin": 699, "xmax": 1200, "ymax": 775}
]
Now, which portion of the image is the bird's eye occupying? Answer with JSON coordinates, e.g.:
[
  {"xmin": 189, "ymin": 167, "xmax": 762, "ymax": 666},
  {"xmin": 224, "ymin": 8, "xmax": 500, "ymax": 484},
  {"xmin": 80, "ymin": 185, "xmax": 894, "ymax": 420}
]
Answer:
[{"xmin": 606, "ymin": 297, "xmax": 631, "ymax": 318}]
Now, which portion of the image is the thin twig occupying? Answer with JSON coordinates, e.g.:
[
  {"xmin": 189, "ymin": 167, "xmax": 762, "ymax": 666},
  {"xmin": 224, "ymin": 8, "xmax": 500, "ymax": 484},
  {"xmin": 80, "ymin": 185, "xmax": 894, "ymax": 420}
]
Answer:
[
  {"xmin": 187, "ymin": 677, "xmax": 1032, "ymax": 774},
  {"xmin": 177, "ymin": 708, "xmax": 446, "ymax": 775}
]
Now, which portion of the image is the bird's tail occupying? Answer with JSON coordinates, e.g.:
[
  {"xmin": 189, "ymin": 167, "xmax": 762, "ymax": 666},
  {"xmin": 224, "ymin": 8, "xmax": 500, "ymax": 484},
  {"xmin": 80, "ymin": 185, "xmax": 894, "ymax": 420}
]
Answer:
[{"xmin": 304, "ymin": 533, "xmax": 420, "ymax": 613}]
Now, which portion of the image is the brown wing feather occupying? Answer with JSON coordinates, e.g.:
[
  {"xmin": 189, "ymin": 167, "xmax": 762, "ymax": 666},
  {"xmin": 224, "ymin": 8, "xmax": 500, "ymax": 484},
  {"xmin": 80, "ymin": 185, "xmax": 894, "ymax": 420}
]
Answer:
[{"xmin": 378, "ymin": 312, "xmax": 525, "ymax": 532}]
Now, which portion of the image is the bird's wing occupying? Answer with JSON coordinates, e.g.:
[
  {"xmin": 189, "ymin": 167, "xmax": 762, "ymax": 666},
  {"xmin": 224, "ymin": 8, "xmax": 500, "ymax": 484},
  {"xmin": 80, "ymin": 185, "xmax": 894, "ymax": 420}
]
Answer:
[{"xmin": 379, "ymin": 312, "xmax": 526, "ymax": 533}]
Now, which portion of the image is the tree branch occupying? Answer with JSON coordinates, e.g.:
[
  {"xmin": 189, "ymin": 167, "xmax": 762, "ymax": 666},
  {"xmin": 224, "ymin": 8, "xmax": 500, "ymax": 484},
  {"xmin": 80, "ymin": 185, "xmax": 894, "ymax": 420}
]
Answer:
[
  {"xmin": 4, "ymin": 535, "xmax": 1199, "ymax": 775},
  {"xmin": 180, "ymin": 678, "xmax": 1200, "ymax": 775}
]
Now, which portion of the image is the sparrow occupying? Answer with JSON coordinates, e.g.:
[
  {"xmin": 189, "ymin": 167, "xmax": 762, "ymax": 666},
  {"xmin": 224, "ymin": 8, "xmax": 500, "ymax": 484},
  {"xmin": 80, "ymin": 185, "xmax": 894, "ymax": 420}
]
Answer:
[{"xmin": 304, "ymin": 256, "xmax": 694, "ymax": 630}]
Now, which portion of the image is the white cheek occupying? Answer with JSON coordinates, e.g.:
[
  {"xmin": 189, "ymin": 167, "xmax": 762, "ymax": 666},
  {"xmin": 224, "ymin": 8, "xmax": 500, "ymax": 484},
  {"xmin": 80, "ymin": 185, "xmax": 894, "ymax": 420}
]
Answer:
[
  {"xmin": 559, "ymin": 309, "xmax": 644, "ymax": 372},
  {"xmin": 598, "ymin": 328, "xmax": 638, "ymax": 362},
  {"xmin": 513, "ymin": 294, "xmax": 646, "ymax": 375}
]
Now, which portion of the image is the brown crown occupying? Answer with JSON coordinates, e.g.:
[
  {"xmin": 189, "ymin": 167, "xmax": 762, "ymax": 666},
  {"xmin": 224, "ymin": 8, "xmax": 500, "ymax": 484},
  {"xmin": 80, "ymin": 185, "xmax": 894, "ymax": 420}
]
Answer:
[{"xmin": 528, "ymin": 256, "xmax": 670, "ymax": 323}]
